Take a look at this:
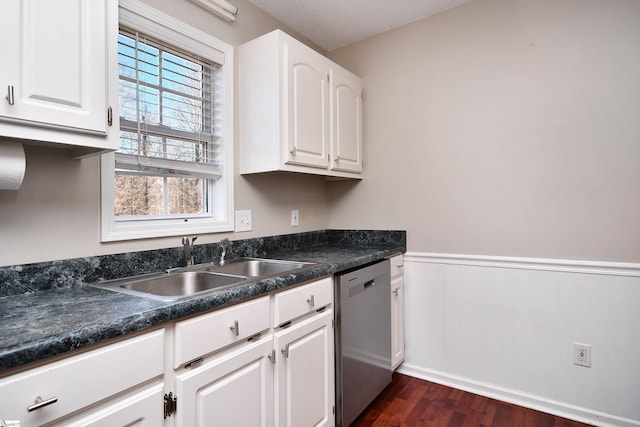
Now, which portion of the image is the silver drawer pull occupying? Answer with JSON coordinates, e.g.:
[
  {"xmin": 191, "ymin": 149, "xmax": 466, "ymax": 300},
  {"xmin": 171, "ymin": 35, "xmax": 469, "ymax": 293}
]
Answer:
[
  {"xmin": 306, "ymin": 294, "xmax": 315, "ymax": 308},
  {"xmin": 392, "ymin": 288, "xmax": 400, "ymax": 296},
  {"xmin": 27, "ymin": 396, "xmax": 58, "ymax": 412},
  {"xmin": 229, "ymin": 320, "xmax": 239, "ymax": 336},
  {"xmin": 6, "ymin": 85, "xmax": 15, "ymax": 105}
]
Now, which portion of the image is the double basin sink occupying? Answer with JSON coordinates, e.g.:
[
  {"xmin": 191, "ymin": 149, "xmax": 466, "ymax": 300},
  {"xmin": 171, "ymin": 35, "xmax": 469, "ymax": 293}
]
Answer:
[{"xmin": 91, "ymin": 258, "xmax": 314, "ymax": 302}]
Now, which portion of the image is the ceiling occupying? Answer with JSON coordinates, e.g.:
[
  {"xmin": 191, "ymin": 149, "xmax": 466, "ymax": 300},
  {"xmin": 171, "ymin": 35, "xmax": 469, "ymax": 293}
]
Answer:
[{"xmin": 247, "ymin": 0, "xmax": 473, "ymax": 51}]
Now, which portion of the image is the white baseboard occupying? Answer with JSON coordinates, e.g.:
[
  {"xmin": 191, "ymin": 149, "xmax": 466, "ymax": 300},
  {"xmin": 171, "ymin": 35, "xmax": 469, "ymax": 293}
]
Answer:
[{"xmin": 397, "ymin": 363, "xmax": 640, "ymax": 427}]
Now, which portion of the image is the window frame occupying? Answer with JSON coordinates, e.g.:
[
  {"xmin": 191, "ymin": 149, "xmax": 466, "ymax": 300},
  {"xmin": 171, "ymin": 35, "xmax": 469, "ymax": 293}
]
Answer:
[{"xmin": 101, "ymin": 0, "xmax": 234, "ymax": 241}]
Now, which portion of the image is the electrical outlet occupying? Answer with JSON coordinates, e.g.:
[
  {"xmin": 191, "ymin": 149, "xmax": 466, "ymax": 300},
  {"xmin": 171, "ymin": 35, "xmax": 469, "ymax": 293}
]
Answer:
[
  {"xmin": 573, "ymin": 343, "xmax": 591, "ymax": 367},
  {"xmin": 235, "ymin": 210, "xmax": 252, "ymax": 232},
  {"xmin": 291, "ymin": 209, "xmax": 299, "ymax": 227}
]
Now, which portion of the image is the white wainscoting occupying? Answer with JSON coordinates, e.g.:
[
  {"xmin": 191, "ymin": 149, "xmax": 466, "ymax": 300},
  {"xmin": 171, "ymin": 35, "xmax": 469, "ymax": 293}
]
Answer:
[{"xmin": 398, "ymin": 252, "xmax": 640, "ymax": 427}]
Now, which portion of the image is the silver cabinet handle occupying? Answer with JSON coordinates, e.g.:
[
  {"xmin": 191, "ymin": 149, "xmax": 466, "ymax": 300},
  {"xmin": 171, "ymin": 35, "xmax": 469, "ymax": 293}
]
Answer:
[
  {"xmin": 27, "ymin": 396, "xmax": 58, "ymax": 412},
  {"xmin": 392, "ymin": 288, "xmax": 400, "ymax": 296},
  {"xmin": 229, "ymin": 320, "xmax": 239, "ymax": 336},
  {"xmin": 6, "ymin": 85, "xmax": 15, "ymax": 105},
  {"xmin": 307, "ymin": 294, "xmax": 315, "ymax": 308},
  {"xmin": 290, "ymin": 146, "xmax": 297, "ymax": 156},
  {"xmin": 335, "ymin": 155, "xmax": 340, "ymax": 163}
]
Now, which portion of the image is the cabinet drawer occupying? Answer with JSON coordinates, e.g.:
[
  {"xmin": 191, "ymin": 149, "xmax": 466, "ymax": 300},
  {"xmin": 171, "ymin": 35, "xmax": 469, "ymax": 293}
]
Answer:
[
  {"xmin": 61, "ymin": 382, "xmax": 164, "ymax": 427},
  {"xmin": 389, "ymin": 255, "xmax": 404, "ymax": 278},
  {"xmin": 0, "ymin": 329, "xmax": 164, "ymax": 426},
  {"xmin": 273, "ymin": 277, "xmax": 332, "ymax": 327},
  {"xmin": 174, "ymin": 296, "xmax": 270, "ymax": 368}
]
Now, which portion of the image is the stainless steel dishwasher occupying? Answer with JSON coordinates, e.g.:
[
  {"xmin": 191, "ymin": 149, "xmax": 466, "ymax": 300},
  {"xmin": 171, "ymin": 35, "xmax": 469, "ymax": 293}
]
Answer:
[{"xmin": 334, "ymin": 259, "xmax": 391, "ymax": 426}]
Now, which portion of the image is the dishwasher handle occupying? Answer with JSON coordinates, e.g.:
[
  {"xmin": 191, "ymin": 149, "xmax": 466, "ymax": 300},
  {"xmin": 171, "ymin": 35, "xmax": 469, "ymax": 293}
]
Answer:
[{"xmin": 347, "ymin": 279, "xmax": 377, "ymax": 298}]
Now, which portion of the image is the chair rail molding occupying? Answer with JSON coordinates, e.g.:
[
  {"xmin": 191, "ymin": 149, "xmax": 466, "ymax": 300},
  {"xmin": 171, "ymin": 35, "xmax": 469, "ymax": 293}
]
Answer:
[{"xmin": 404, "ymin": 252, "xmax": 640, "ymax": 277}]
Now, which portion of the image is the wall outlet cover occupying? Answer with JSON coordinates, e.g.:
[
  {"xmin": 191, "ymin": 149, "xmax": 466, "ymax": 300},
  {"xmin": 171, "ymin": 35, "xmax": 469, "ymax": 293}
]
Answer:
[
  {"xmin": 291, "ymin": 209, "xmax": 299, "ymax": 227},
  {"xmin": 235, "ymin": 210, "xmax": 252, "ymax": 232},
  {"xmin": 573, "ymin": 343, "xmax": 591, "ymax": 367}
]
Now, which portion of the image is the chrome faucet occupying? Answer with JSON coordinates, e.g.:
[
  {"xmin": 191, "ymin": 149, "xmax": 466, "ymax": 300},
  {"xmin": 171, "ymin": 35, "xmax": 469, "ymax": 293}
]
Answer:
[
  {"xmin": 182, "ymin": 236, "xmax": 198, "ymax": 266},
  {"xmin": 219, "ymin": 238, "xmax": 232, "ymax": 265}
]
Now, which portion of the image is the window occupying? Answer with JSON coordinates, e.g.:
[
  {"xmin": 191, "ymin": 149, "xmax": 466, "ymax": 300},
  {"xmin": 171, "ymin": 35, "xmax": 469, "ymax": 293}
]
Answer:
[{"xmin": 101, "ymin": 0, "xmax": 234, "ymax": 241}]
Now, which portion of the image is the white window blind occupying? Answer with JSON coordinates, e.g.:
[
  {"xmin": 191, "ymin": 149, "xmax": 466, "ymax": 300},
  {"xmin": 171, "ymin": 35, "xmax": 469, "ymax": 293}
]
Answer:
[{"xmin": 117, "ymin": 29, "xmax": 224, "ymax": 180}]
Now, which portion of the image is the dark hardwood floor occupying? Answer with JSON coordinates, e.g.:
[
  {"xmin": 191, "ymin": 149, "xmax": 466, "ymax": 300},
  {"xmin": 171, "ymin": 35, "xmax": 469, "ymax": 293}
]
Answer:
[{"xmin": 351, "ymin": 374, "xmax": 593, "ymax": 427}]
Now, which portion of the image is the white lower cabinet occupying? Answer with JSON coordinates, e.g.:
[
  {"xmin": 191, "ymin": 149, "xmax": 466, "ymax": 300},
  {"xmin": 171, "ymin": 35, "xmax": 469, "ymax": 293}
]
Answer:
[
  {"xmin": 274, "ymin": 309, "xmax": 334, "ymax": 427},
  {"xmin": 0, "ymin": 329, "xmax": 165, "ymax": 427},
  {"xmin": 59, "ymin": 383, "xmax": 165, "ymax": 427},
  {"xmin": 0, "ymin": 278, "xmax": 335, "ymax": 426},
  {"xmin": 390, "ymin": 255, "xmax": 405, "ymax": 370},
  {"xmin": 174, "ymin": 336, "xmax": 275, "ymax": 427},
  {"xmin": 170, "ymin": 276, "xmax": 334, "ymax": 426}
]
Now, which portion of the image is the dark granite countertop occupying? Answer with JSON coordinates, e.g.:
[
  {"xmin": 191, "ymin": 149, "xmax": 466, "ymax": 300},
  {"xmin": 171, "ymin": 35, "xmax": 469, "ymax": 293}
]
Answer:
[{"xmin": 0, "ymin": 230, "xmax": 405, "ymax": 375}]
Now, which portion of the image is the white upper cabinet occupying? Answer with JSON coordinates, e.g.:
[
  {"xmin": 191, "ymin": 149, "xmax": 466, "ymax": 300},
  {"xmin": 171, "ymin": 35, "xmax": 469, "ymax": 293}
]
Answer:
[
  {"xmin": 286, "ymin": 39, "xmax": 331, "ymax": 170},
  {"xmin": 330, "ymin": 66, "xmax": 363, "ymax": 174},
  {"xmin": 239, "ymin": 29, "xmax": 363, "ymax": 179},
  {"xmin": 0, "ymin": 0, "xmax": 119, "ymax": 157}
]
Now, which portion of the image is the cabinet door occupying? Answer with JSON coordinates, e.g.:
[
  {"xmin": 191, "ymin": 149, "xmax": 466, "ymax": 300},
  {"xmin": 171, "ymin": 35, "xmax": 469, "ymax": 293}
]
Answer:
[
  {"xmin": 275, "ymin": 309, "xmax": 334, "ymax": 427},
  {"xmin": 56, "ymin": 383, "xmax": 164, "ymax": 427},
  {"xmin": 330, "ymin": 68, "xmax": 363, "ymax": 174},
  {"xmin": 175, "ymin": 336, "xmax": 275, "ymax": 427},
  {"xmin": 391, "ymin": 274, "xmax": 405, "ymax": 370},
  {"xmin": 0, "ymin": 0, "xmax": 108, "ymax": 134},
  {"xmin": 285, "ymin": 38, "xmax": 330, "ymax": 169}
]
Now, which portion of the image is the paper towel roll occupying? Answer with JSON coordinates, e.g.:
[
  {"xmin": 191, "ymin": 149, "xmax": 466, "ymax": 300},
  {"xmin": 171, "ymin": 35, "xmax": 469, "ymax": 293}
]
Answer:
[{"xmin": 0, "ymin": 141, "xmax": 26, "ymax": 190}]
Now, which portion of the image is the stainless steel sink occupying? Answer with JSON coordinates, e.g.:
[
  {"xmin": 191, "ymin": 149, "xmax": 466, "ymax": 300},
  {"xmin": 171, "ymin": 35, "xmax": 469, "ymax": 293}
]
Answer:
[
  {"xmin": 205, "ymin": 258, "xmax": 313, "ymax": 277},
  {"xmin": 91, "ymin": 271, "xmax": 246, "ymax": 302},
  {"xmin": 121, "ymin": 271, "xmax": 246, "ymax": 296},
  {"xmin": 90, "ymin": 258, "xmax": 314, "ymax": 301}
]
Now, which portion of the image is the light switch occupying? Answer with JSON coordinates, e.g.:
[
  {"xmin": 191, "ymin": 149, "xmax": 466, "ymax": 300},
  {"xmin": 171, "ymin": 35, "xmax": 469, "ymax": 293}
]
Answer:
[{"xmin": 235, "ymin": 210, "xmax": 252, "ymax": 232}]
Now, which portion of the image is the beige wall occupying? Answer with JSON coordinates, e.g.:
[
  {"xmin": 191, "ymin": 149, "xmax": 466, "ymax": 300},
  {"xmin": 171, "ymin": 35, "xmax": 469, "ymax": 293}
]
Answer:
[
  {"xmin": 0, "ymin": 0, "xmax": 330, "ymax": 266},
  {"xmin": 327, "ymin": 0, "xmax": 640, "ymax": 263},
  {"xmin": 2, "ymin": 0, "xmax": 639, "ymax": 266}
]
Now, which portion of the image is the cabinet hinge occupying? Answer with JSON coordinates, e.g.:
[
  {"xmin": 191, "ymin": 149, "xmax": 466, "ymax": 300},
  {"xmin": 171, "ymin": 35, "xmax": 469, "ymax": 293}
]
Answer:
[
  {"xmin": 184, "ymin": 357, "xmax": 204, "ymax": 369},
  {"xmin": 281, "ymin": 344, "xmax": 290, "ymax": 358},
  {"xmin": 107, "ymin": 106, "xmax": 113, "ymax": 127},
  {"xmin": 248, "ymin": 332, "xmax": 262, "ymax": 342},
  {"xmin": 164, "ymin": 392, "xmax": 177, "ymax": 419},
  {"xmin": 279, "ymin": 320, "xmax": 292, "ymax": 329}
]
